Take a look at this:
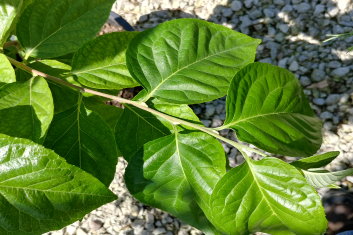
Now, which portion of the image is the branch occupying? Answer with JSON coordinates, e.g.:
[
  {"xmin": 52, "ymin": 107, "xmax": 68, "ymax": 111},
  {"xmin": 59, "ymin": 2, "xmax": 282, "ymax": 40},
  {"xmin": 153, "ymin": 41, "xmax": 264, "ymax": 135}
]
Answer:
[{"xmin": 7, "ymin": 56, "xmax": 266, "ymax": 157}]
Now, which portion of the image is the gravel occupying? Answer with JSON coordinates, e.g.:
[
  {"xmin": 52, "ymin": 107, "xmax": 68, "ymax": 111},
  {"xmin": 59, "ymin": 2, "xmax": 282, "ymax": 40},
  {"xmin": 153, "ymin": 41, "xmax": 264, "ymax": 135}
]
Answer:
[{"xmin": 46, "ymin": 0, "xmax": 353, "ymax": 234}]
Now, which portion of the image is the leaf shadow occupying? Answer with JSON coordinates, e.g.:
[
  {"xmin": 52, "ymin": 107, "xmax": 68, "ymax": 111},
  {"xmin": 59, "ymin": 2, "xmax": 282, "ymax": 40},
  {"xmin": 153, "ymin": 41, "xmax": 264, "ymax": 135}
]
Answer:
[{"xmin": 0, "ymin": 105, "xmax": 41, "ymax": 142}]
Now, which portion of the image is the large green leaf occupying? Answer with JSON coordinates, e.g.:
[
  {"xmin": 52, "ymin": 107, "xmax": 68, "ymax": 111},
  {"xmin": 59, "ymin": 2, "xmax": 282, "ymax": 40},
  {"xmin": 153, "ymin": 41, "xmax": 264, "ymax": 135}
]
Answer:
[
  {"xmin": 125, "ymin": 131, "xmax": 226, "ymax": 233},
  {"xmin": 43, "ymin": 94, "xmax": 118, "ymax": 186},
  {"xmin": 0, "ymin": 134, "xmax": 116, "ymax": 235},
  {"xmin": 0, "ymin": 0, "xmax": 23, "ymax": 46},
  {"xmin": 17, "ymin": 0, "xmax": 115, "ymax": 59},
  {"xmin": 115, "ymin": 104, "xmax": 170, "ymax": 161},
  {"xmin": 127, "ymin": 18, "xmax": 260, "ymax": 104},
  {"xmin": 303, "ymin": 168, "xmax": 353, "ymax": 188},
  {"xmin": 210, "ymin": 157, "xmax": 327, "ymax": 235},
  {"xmin": 223, "ymin": 62, "xmax": 322, "ymax": 157},
  {"xmin": 291, "ymin": 151, "xmax": 340, "ymax": 170},
  {"xmin": 0, "ymin": 53, "xmax": 16, "ymax": 86},
  {"xmin": 0, "ymin": 77, "xmax": 53, "ymax": 142},
  {"xmin": 71, "ymin": 32, "xmax": 139, "ymax": 90}
]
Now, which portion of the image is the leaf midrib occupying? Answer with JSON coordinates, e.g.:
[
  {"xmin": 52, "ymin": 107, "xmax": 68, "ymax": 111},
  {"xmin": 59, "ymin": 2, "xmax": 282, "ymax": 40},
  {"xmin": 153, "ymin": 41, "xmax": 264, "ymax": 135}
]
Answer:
[
  {"xmin": 224, "ymin": 112, "xmax": 312, "ymax": 128},
  {"xmin": 246, "ymin": 161, "xmax": 285, "ymax": 230},
  {"xmin": 0, "ymin": 184, "xmax": 113, "ymax": 197}
]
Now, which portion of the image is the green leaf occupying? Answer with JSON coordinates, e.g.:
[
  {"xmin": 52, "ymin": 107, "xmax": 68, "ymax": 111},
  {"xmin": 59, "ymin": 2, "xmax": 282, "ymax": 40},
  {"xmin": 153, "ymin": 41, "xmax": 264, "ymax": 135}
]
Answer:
[
  {"xmin": 125, "ymin": 131, "xmax": 226, "ymax": 233},
  {"xmin": 15, "ymin": 67, "xmax": 32, "ymax": 82},
  {"xmin": 0, "ymin": 53, "xmax": 16, "ymax": 86},
  {"xmin": 17, "ymin": 0, "xmax": 115, "ymax": 59},
  {"xmin": 302, "ymin": 168, "xmax": 353, "ymax": 188},
  {"xmin": 210, "ymin": 157, "xmax": 327, "ymax": 235},
  {"xmin": 148, "ymin": 98, "xmax": 202, "ymax": 131},
  {"xmin": 291, "ymin": 151, "xmax": 340, "ymax": 170},
  {"xmin": 72, "ymin": 32, "xmax": 139, "ymax": 90},
  {"xmin": 0, "ymin": 77, "xmax": 53, "ymax": 142},
  {"xmin": 223, "ymin": 62, "xmax": 322, "ymax": 157},
  {"xmin": 30, "ymin": 59, "xmax": 80, "ymax": 113},
  {"xmin": 83, "ymin": 96, "xmax": 123, "ymax": 131},
  {"xmin": 43, "ymin": 94, "xmax": 118, "ymax": 186},
  {"xmin": 0, "ymin": 134, "xmax": 116, "ymax": 234},
  {"xmin": 0, "ymin": 0, "xmax": 23, "ymax": 46},
  {"xmin": 115, "ymin": 105, "xmax": 171, "ymax": 161},
  {"xmin": 127, "ymin": 18, "xmax": 260, "ymax": 104}
]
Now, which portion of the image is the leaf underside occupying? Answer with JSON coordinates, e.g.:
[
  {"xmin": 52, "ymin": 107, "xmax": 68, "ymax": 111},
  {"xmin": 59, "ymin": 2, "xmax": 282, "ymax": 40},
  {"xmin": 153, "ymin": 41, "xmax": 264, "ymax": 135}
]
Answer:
[
  {"xmin": 303, "ymin": 168, "xmax": 353, "ymax": 188},
  {"xmin": 291, "ymin": 151, "xmax": 340, "ymax": 170}
]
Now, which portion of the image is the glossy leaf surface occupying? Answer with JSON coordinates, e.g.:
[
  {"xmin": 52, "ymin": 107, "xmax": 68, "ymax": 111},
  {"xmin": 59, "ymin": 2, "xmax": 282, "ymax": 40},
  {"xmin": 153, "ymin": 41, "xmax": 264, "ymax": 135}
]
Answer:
[
  {"xmin": 210, "ymin": 157, "xmax": 327, "ymax": 235},
  {"xmin": 303, "ymin": 168, "xmax": 353, "ymax": 188},
  {"xmin": 223, "ymin": 62, "xmax": 322, "ymax": 157},
  {"xmin": 0, "ymin": 77, "xmax": 53, "ymax": 142},
  {"xmin": 17, "ymin": 0, "xmax": 115, "ymax": 58},
  {"xmin": 0, "ymin": 134, "xmax": 116, "ymax": 234},
  {"xmin": 115, "ymin": 105, "xmax": 170, "ymax": 161},
  {"xmin": 72, "ymin": 32, "xmax": 139, "ymax": 90},
  {"xmin": 44, "ymin": 95, "xmax": 118, "ymax": 186},
  {"xmin": 0, "ymin": 53, "xmax": 16, "ymax": 85},
  {"xmin": 125, "ymin": 131, "xmax": 226, "ymax": 233},
  {"xmin": 0, "ymin": 0, "xmax": 22, "ymax": 46},
  {"xmin": 291, "ymin": 151, "xmax": 340, "ymax": 170},
  {"xmin": 127, "ymin": 18, "xmax": 260, "ymax": 104}
]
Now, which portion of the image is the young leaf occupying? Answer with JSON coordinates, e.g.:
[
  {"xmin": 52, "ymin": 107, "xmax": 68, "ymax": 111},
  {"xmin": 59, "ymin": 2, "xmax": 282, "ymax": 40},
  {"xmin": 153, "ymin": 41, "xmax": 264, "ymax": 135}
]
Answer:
[
  {"xmin": 17, "ymin": 0, "xmax": 115, "ymax": 58},
  {"xmin": 0, "ymin": 134, "xmax": 116, "ymax": 234},
  {"xmin": 291, "ymin": 151, "xmax": 340, "ymax": 170},
  {"xmin": 209, "ymin": 157, "xmax": 327, "ymax": 235},
  {"xmin": 302, "ymin": 168, "xmax": 353, "ymax": 188},
  {"xmin": 71, "ymin": 32, "xmax": 139, "ymax": 90},
  {"xmin": 115, "ymin": 105, "xmax": 171, "ymax": 161},
  {"xmin": 0, "ymin": 0, "xmax": 23, "ymax": 46},
  {"xmin": 223, "ymin": 62, "xmax": 322, "ymax": 157},
  {"xmin": 148, "ymin": 98, "xmax": 202, "ymax": 131},
  {"xmin": 0, "ymin": 77, "xmax": 53, "ymax": 142},
  {"xmin": 43, "ymin": 94, "xmax": 118, "ymax": 186},
  {"xmin": 125, "ymin": 131, "xmax": 226, "ymax": 233},
  {"xmin": 127, "ymin": 18, "xmax": 260, "ymax": 104},
  {"xmin": 0, "ymin": 53, "xmax": 16, "ymax": 86}
]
